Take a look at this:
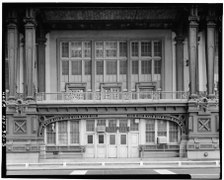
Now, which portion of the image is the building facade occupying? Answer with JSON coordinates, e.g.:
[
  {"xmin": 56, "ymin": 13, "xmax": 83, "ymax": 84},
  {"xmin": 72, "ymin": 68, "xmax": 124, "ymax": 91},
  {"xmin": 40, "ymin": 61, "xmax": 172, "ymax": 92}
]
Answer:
[{"xmin": 3, "ymin": 4, "xmax": 221, "ymax": 162}]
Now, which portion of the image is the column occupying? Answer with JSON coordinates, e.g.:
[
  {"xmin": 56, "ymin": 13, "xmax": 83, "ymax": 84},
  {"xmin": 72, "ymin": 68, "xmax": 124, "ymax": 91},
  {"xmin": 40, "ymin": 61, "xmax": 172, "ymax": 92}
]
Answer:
[
  {"xmin": 206, "ymin": 10, "xmax": 216, "ymax": 98},
  {"xmin": 175, "ymin": 35, "xmax": 185, "ymax": 92},
  {"xmin": 37, "ymin": 29, "xmax": 46, "ymax": 93},
  {"xmin": 127, "ymin": 41, "xmax": 131, "ymax": 92},
  {"xmin": 7, "ymin": 10, "xmax": 18, "ymax": 100},
  {"xmin": 188, "ymin": 6, "xmax": 199, "ymax": 98},
  {"xmin": 23, "ymin": 8, "xmax": 37, "ymax": 100},
  {"xmin": 91, "ymin": 41, "xmax": 96, "ymax": 93}
]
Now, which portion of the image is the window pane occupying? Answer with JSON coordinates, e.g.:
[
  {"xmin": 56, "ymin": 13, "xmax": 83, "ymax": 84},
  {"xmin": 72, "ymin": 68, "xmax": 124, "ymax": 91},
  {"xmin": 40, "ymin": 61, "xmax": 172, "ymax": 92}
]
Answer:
[
  {"xmin": 72, "ymin": 61, "xmax": 82, "ymax": 75},
  {"xmin": 131, "ymin": 42, "xmax": 139, "ymax": 57},
  {"xmin": 96, "ymin": 41, "xmax": 104, "ymax": 58},
  {"xmin": 58, "ymin": 121, "xmax": 68, "ymax": 144},
  {"xmin": 146, "ymin": 132, "xmax": 155, "ymax": 143},
  {"xmin": 141, "ymin": 41, "xmax": 151, "ymax": 56},
  {"xmin": 46, "ymin": 123, "xmax": 56, "ymax": 144},
  {"xmin": 154, "ymin": 60, "xmax": 161, "ymax": 74},
  {"xmin": 99, "ymin": 134, "xmax": 104, "ymax": 144},
  {"xmin": 106, "ymin": 61, "xmax": 117, "ymax": 75},
  {"xmin": 130, "ymin": 119, "xmax": 139, "ymax": 131},
  {"xmin": 121, "ymin": 134, "xmax": 126, "ymax": 145},
  {"xmin": 132, "ymin": 60, "xmax": 138, "ymax": 74},
  {"xmin": 86, "ymin": 120, "xmax": 95, "ymax": 131},
  {"xmin": 119, "ymin": 120, "xmax": 128, "ymax": 132},
  {"xmin": 97, "ymin": 120, "xmax": 106, "ymax": 126},
  {"xmin": 71, "ymin": 41, "xmax": 82, "ymax": 57},
  {"xmin": 62, "ymin": 42, "xmax": 69, "ymax": 57},
  {"xmin": 110, "ymin": 135, "xmax": 116, "ymax": 145},
  {"xmin": 84, "ymin": 41, "xmax": 91, "ymax": 57},
  {"xmin": 154, "ymin": 41, "xmax": 162, "ymax": 56},
  {"xmin": 105, "ymin": 41, "xmax": 117, "ymax": 57},
  {"xmin": 157, "ymin": 120, "xmax": 167, "ymax": 136},
  {"xmin": 87, "ymin": 135, "xmax": 93, "ymax": 144},
  {"xmin": 119, "ymin": 42, "xmax": 127, "ymax": 57},
  {"xmin": 120, "ymin": 60, "xmax": 127, "ymax": 74},
  {"xmin": 96, "ymin": 61, "xmax": 103, "ymax": 75},
  {"xmin": 85, "ymin": 60, "xmax": 91, "ymax": 75},
  {"xmin": 141, "ymin": 60, "xmax": 151, "ymax": 74},
  {"xmin": 146, "ymin": 120, "xmax": 155, "ymax": 131},
  {"xmin": 62, "ymin": 61, "xmax": 69, "ymax": 75},
  {"xmin": 70, "ymin": 121, "xmax": 79, "ymax": 144},
  {"xmin": 169, "ymin": 122, "xmax": 178, "ymax": 143}
]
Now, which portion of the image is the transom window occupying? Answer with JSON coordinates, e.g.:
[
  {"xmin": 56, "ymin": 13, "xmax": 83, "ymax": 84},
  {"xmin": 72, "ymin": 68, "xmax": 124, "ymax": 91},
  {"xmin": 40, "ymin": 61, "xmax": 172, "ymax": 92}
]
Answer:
[{"xmin": 145, "ymin": 120, "xmax": 179, "ymax": 144}]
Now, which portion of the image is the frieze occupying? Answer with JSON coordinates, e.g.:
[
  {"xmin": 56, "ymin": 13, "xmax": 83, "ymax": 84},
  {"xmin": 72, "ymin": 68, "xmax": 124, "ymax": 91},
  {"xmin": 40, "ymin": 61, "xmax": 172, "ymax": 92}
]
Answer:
[
  {"xmin": 43, "ymin": 9, "xmax": 177, "ymax": 21},
  {"xmin": 127, "ymin": 114, "xmax": 187, "ymax": 133}
]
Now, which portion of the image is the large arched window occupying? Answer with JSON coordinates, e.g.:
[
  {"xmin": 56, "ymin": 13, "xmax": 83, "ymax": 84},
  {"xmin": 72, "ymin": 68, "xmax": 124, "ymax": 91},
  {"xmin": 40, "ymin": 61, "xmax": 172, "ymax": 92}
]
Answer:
[{"xmin": 145, "ymin": 120, "xmax": 179, "ymax": 144}]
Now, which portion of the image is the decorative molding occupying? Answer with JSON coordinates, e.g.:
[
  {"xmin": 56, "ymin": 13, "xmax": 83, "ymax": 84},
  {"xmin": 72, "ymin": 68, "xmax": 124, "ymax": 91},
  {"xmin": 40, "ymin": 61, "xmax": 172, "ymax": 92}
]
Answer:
[
  {"xmin": 197, "ymin": 118, "xmax": 211, "ymax": 132},
  {"xmin": 14, "ymin": 120, "xmax": 27, "ymax": 134},
  {"xmin": 38, "ymin": 115, "xmax": 98, "ymax": 136}
]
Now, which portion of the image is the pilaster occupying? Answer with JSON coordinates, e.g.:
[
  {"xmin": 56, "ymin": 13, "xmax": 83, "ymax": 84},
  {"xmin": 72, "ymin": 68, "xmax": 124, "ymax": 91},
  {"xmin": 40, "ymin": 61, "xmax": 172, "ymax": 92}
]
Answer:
[
  {"xmin": 188, "ymin": 6, "xmax": 199, "ymax": 98},
  {"xmin": 23, "ymin": 8, "xmax": 37, "ymax": 100},
  {"xmin": 206, "ymin": 9, "xmax": 216, "ymax": 98},
  {"xmin": 175, "ymin": 35, "xmax": 185, "ymax": 92},
  {"xmin": 7, "ymin": 10, "xmax": 19, "ymax": 100},
  {"xmin": 37, "ymin": 30, "xmax": 46, "ymax": 93}
]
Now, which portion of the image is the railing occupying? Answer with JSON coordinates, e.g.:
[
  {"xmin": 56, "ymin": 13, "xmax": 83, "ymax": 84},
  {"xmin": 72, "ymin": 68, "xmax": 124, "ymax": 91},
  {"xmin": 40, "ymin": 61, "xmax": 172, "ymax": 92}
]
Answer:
[{"xmin": 35, "ymin": 91, "xmax": 190, "ymax": 102}]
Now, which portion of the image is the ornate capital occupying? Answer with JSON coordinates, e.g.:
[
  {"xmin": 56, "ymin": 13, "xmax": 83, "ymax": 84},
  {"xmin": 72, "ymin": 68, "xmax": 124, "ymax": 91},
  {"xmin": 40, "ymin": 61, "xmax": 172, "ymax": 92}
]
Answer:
[{"xmin": 175, "ymin": 35, "xmax": 185, "ymax": 43}]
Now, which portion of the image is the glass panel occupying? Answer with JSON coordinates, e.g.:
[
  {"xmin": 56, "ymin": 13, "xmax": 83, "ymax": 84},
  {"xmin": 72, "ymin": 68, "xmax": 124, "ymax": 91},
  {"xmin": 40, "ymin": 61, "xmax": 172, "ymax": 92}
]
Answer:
[
  {"xmin": 119, "ymin": 42, "xmax": 127, "ymax": 57},
  {"xmin": 141, "ymin": 41, "xmax": 151, "ymax": 56},
  {"xmin": 169, "ymin": 122, "xmax": 178, "ymax": 143},
  {"xmin": 95, "ymin": 41, "xmax": 104, "ymax": 58},
  {"xmin": 71, "ymin": 41, "xmax": 82, "ymax": 57},
  {"xmin": 146, "ymin": 120, "xmax": 155, "ymax": 143},
  {"xmin": 157, "ymin": 120, "xmax": 167, "ymax": 136},
  {"xmin": 58, "ymin": 121, "xmax": 68, "ymax": 144},
  {"xmin": 130, "ymin": 119, "xmax": 139, "ymax": 131},
  {"xmin": 105, "ymin": 41, "xmax": 117, "ymax": 57},
  {"xmin": 120, "ymin": 134, "xmax": 126, "ymax": 145},
  {"xmin": 83, "ymin": 41, "xmax": 91, "ymax": 57},
  {"xmin": 46, "ymin": 123, "xmax": 56, "ymax": 144},
  {"xmin": 154, "ymin": 41, "xmax": 162, "ymax": 57},
  {"xmin": 110, "ymin": 135, "xmax": 116, "ymax": 145},
  {"xmin": 87, "ymin": 135, "xmax": 93, "ymax": 144},
  {"xmin": 86, "ymin": 120, "xmax": 95, "ymax": 131},
  {"xmin": 85, "ymin": 60, "xmax": 91, "ymax": 75},
  {"xmin": 96, "ymin": 61, "xmax": 103, "ymax": 75},
  {"xmin": 62, "ymin": 61, "xmax": 69, "ymax": 75},
  {"xmin": 131, "ymin": 42, "xmax": 139, "ymax": 57},
  {"xmin": 72, "ymin": 61, "xmax": 82, "ymax": 75},
  {"xmin": 132, "ymin": 60, "xmax": 138, "ymax": 74},
  {"xmin": 120, "ymin": 60, "xmax": 127, "ymax": 74},
  {"xmin": 154, "ymin": 60, "xmax": 161, "ymax": 74},
  {"xmin": 97, "ymin": 120, "xmax": 106, "ymax": 126},
  {"xmin": 141, "ymin": 60, "xmax": 151, "ymax": 74},
  {"xmin": 106, "ymin": 61, "xmax": 117, "ymax": 75},
  {"xmin": 108, "ymin": 120, "xmax": 117, "ymax": 132},
  {"xmin": 70, "ymin": 121, "xmax": 79, "ymax": 144},
  {"xmin": 119, "ymin": 120, "xmax": 128, "ymax": 132},
  {"xmin": 99, "ymin": 134, "xmax": 104, "ymax": 144},
  {"xmin": 61, "ymin": 42, "xmax": 69, "ymax": 58}
]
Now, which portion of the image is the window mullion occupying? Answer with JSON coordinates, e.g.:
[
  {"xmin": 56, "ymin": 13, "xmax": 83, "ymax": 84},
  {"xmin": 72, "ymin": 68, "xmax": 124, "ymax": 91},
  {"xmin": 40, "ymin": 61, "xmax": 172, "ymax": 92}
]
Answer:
[
  {"xmin": 56, "ymin": 122, "xmax": 58, "ymax": 145},
  {"xmin": 167, "ymin": 121, "xmax": 169, "ymax": 143},
  {"xmin": 68, "ymin": 121, "xmax": 70, "ymax": 145},
  {"xmin": 155, "ymin": 120, "xmax": 157, "ymax": 144}
]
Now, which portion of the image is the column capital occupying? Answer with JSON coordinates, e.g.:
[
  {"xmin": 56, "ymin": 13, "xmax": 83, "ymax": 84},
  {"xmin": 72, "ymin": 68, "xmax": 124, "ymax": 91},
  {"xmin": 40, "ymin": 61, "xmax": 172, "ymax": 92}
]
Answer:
[
  {"xmin": 23, "ymin": 8, "xmax": 37, "ymax": 27},
  {"xmin": 37, "ymin": 37, "xmax": 47, "ymax": 45},
  {"xmin": 175, "ymin": 35, "xmax": 185, "ymax": 43}
]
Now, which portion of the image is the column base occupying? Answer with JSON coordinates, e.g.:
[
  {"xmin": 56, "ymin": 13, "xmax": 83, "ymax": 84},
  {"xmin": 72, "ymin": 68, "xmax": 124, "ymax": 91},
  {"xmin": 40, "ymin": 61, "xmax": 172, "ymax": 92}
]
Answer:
[
  {"xmin": 8, "ymin": 96, "xmax": 16, "ymax": 101},
  {"xmin": 207, "ymin": 94, "xmax": 216, "ymax": 99},
  {"xmin": 26, "ymin": 96, "xmax": 34, "ymax": 101}
]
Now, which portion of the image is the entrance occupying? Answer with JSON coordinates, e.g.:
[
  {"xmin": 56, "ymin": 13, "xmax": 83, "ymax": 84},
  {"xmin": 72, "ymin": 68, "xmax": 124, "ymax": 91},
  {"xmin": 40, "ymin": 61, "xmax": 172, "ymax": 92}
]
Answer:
[{"xmin": 108, "ymin": 134, "xmax": 117, "ymax": 157}]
